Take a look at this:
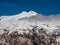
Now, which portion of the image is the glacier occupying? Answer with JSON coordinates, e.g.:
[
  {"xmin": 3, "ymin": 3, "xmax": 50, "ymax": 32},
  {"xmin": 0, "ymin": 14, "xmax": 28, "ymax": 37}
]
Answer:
[{"xmin": 0, "ymin": 11, "xmax": 60, "ymax": 35}]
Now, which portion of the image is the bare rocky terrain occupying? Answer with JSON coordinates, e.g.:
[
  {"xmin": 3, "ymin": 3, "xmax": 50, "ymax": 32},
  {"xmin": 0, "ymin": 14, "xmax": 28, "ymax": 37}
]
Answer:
[{"xmin": 0, "ymin": 27, "xmax": 60, "ymax": 45}]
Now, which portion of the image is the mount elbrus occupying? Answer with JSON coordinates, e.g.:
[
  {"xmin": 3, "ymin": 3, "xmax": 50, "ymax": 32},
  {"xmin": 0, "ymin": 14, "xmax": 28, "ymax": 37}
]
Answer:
[{"xmin": 0, "ymin": 11, "xmax": 60, "ymax": 45}]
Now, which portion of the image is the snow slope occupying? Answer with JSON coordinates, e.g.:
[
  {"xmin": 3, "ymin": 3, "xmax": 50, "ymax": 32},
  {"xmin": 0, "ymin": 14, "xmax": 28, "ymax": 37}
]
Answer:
[{"xmin": 0, "ymin": 11, "xmax": 60, "ymax": 35}]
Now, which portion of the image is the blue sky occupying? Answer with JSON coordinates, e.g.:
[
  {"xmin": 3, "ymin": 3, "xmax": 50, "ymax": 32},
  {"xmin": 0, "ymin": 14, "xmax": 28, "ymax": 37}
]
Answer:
[{"xmin": 0, "ymin": 0, "xmax": 60, "ymax": 16}]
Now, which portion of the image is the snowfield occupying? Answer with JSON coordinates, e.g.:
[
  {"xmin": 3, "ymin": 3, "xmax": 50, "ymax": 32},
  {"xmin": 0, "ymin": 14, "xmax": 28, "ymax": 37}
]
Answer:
[{"xmin": 0, "ymin": 11, "xmax": 60, "ymax": 35}]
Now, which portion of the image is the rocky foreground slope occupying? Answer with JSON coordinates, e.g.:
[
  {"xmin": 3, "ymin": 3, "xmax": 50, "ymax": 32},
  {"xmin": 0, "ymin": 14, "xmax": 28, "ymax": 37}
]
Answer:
[{"xmin": 0, "ymin": 26, "xmax": 60, "ymax": 45}]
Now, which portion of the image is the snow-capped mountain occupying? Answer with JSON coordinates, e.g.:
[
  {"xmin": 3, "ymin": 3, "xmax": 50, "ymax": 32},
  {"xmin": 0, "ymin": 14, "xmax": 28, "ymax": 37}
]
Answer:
[{"xmin": 0, "ymin": 11, "xmax": 60, "ymax": 35}]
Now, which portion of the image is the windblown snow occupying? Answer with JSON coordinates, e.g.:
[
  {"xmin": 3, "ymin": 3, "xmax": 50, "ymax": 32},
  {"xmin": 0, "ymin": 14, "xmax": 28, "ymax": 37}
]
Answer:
[{"xmin": 0, "ymin": 11, "xmax": 60, "ymax": 35}]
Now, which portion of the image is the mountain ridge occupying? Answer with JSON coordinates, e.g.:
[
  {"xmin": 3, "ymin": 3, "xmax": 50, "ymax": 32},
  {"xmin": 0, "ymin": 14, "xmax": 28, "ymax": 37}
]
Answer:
[{"xmin": 0, "ymin": 11, "xmax": 60, "ymax": 35}]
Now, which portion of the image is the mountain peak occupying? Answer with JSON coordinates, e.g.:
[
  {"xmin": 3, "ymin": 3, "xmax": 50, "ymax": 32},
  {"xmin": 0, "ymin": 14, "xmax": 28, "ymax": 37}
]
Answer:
[
  {"xmin": 28, "ymin": 11, "xmax": 37, "ymax": 15},
  {"xmin": 16, "ymin": 11, "xmax": 37, "ymax": 18}
]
